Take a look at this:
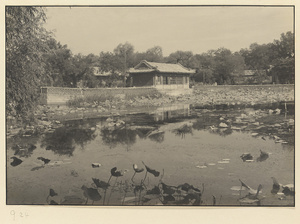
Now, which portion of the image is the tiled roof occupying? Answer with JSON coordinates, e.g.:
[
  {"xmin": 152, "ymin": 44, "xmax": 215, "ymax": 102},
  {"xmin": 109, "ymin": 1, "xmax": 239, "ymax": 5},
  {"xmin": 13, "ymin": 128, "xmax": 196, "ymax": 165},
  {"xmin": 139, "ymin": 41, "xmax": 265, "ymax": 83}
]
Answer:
[
  {"xmin": 128, "ymin": 68, "xmax": 156, "ymax": 73},
  {"xmin": 129, "ymin": 60, "xmax": 195, "ymax": 74}
]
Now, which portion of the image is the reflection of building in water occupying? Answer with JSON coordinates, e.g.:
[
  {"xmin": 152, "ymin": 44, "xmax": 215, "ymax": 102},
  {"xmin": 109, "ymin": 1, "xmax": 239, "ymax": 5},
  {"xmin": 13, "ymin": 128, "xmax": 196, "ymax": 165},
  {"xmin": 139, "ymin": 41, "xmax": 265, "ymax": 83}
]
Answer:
[{"xmin": 153, "ymin": 104, "xmax": 190, "ymax": 121}]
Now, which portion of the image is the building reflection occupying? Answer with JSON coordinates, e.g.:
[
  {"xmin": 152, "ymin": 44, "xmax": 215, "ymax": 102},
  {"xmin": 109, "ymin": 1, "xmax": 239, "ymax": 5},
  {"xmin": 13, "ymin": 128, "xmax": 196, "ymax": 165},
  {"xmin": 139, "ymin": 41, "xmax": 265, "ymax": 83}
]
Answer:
[
  {"xmin": 153, "ymin": 104, "xmax": 190, "ymax": 122},
  {"xmin": 100, "ymin": 127, "xmax": 137, "ymax": 149}
]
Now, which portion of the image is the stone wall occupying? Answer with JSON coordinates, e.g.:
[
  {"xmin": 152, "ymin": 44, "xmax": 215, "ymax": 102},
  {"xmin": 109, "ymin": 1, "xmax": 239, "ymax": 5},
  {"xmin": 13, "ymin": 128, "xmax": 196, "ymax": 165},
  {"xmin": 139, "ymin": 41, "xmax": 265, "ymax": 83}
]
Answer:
[{"xmin": 40, "ymin": 87, "xmax": 159, "ymax": 105}]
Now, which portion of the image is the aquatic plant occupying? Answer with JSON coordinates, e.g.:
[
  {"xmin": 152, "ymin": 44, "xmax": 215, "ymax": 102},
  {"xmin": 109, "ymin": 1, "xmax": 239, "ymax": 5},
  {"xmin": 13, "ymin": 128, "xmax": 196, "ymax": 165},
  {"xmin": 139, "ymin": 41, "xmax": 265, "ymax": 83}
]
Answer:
[
  {"xmin": 81, "ymin": 185, "xmax": 102, "ymax": 205},
  {"xmin": 238, "ymin": 184, "xmax": 263, "ymax": 205},
  {"xmin": 46, "ymin": 188, "xmax": 58, "ymax": 204},
  {"xmin": 37, "ymin": 156, "xmax": 51, "ymax": 164},
  {"xmin": 92, "ymin": 178, "xmax": 110, "ymax": 190},
  {"xmin": 131, "ymin": 164, "xmax": 144, "ymax": 183},
  {"xmin": 10, "ymin": 157, "xmax": 23, "ymax": 167},
  {"xmin": 271, "ymin": 177, "xmax": 294, "ymax": 196},
  {"xmin": 172, "ymin": 124, "xmax": 193, "ymax": 138},
  {"xmin": 240, "ymin": 153, "xmax": 253, "ymax": 162},
  {"xmin": 256, "ymin": 150, "xmax": 269, "ymax": 162}
]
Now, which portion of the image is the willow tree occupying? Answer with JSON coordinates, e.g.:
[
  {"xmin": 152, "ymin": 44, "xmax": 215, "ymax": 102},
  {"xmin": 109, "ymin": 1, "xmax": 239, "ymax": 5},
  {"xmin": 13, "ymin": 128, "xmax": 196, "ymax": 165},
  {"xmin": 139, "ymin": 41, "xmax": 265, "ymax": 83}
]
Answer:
[{"xmin": 6, "ymin": 7, "xmax": 51, "ymax": 121}]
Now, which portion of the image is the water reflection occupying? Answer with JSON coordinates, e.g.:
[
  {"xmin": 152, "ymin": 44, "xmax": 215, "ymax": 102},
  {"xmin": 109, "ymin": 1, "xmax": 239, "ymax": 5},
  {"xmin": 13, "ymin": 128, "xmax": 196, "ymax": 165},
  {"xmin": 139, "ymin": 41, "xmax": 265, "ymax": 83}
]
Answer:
[
  {"xmin": 11, "ymin": 143, "xmax": 37, "ymax": 158},
  {"xmin": 40, "ymin": 126, "xmax": 97, "ymax": 156},
  {"xmin": 153, "ymin": 104, "xmax": 190, "ymax": 122},
  {"xmin": 41, "ymin": 102, "xmax": 294, "ymax": 153},
  {"xmin": 209, "ymin": 127, "xmax": 233, "ymax": 137},
  {"xmin": 148, "ymin": 131, "xmax": 165, "ymax": 143},
  {"xmin": 35, "ymin": 101, "xmax": 295, "ymax": 155},
  {"xmin": 172, "ymin": 124, "xmax": 193, "ymax": 138},
  {"xmin": 101, "ymin": 127, "xmax": 137, "ymax": 149},
  {"xmin": 6, "ymin": 102, "xmax": 295, "ymax": 206}
]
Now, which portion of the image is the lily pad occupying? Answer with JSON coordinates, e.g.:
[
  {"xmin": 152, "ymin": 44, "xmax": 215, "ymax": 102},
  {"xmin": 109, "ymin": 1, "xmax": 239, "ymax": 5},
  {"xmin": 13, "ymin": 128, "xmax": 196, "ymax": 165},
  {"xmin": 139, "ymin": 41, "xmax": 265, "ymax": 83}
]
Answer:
[
  {"xmin": 111, "ymin": 167, "xmax": 123, "ymax": 177},
  {"xmin": 92, "ymin": 178, "xmax": 110, "ymax": 190},
  {"xmin": 142, "ymin": 162, "xmax": 160, "ymax": 177}
]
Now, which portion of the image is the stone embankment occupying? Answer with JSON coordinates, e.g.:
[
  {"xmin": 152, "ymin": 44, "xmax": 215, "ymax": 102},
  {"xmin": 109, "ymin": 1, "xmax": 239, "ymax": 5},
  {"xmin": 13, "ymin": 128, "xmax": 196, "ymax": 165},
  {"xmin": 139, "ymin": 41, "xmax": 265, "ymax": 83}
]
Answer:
[{"xmin": 6, "ymin": 85, "xmax": 294, "ymax": 138}]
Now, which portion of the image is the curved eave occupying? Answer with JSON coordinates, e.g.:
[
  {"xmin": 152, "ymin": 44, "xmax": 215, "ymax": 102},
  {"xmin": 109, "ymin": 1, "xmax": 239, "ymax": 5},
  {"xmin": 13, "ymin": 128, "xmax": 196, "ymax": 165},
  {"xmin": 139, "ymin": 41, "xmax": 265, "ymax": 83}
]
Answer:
[
  {"xmin": 129, "ymin": 71, "xmax": 195, "ymax": 75},
  {"xmin": 129, "ymin": 70, "xmax": 155, "ymax": 73}
]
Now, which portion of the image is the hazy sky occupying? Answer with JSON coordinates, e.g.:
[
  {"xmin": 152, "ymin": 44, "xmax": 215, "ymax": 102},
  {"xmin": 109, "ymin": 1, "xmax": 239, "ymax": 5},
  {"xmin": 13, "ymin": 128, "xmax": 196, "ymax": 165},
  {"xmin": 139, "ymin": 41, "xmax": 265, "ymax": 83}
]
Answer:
[{"xmin": 43, "ymin": 6, "xmax": 294, "ymax": 56}]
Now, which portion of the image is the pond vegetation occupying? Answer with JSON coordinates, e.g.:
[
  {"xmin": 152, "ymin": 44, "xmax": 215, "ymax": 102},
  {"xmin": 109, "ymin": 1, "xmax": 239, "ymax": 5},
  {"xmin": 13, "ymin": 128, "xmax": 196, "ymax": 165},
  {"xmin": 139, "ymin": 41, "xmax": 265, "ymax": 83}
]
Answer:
[{"xmin": 6, "ymin": 102, "xmax": 294, "ymax": 206}]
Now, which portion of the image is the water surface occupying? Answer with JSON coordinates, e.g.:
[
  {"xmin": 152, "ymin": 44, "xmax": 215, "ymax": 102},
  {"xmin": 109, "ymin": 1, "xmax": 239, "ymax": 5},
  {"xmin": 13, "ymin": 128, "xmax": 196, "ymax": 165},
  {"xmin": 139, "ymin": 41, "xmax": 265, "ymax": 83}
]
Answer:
[{"xmin": 7, "ymin": 103, "xmax": 295, "ymax": 206}]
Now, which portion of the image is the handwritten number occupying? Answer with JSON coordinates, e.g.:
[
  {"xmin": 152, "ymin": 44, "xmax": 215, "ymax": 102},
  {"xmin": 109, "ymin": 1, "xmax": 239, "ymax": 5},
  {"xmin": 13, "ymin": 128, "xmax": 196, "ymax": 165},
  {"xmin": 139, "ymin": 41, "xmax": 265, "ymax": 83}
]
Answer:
[
  {"xmin": 10, "ymin": 210, "xmax": 29, "ymax": 220},
  {"xmin": 10, "ymin": 210, "xmax": 15, "ymax": 221}
]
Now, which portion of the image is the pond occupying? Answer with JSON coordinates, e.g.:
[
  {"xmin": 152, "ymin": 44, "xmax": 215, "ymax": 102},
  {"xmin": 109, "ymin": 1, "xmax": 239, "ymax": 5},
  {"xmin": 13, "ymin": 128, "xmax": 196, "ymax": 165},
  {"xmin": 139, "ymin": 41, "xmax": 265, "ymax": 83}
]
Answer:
[{"xmin": 6, "ymin": 102, "xmax": 295, "ymax": 206}]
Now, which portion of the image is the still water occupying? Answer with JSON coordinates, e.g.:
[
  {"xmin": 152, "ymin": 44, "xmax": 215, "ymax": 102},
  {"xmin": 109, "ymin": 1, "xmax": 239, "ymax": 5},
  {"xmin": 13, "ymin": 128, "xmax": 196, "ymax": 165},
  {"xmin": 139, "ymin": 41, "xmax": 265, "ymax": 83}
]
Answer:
[{"xmin": 7, "ymin": 103, "xmax": 295, "ymax": 206}]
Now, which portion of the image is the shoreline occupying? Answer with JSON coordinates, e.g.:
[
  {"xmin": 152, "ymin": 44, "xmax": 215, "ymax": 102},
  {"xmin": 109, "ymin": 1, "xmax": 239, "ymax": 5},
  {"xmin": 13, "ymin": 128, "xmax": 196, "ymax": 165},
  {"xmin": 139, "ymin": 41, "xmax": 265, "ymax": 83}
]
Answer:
[{"xmin": 6, "ymin": 84, "xmax": 294, "ymax": 139}]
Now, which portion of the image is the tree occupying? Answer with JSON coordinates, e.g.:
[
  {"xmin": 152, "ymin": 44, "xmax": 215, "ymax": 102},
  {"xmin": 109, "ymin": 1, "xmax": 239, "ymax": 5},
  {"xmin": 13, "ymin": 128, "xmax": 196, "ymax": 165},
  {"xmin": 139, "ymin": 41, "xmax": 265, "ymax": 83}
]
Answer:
[
  {"xmin": 240, "ymin": 31, "xmax": 294, "ymax": 84},
  {"xmin": 80, "ymin": 54, "xmax": 101, "ymax": 88},
  {"xmin": 241, "ymin": 43, "xmax": 273, "ymax": 70},
  {"xmin": 270, "ymin": 32, "xmax": 294, "ymax": 83},
  {"xmin": 68, "ymin": 54, "xmax": 96, "ymax": 88},
  {"xmin": 189, "ymin": 53, "xmax": 215, "ymax": 84},
  {"xmin": 6, "ymin": 7, "xmax": 51, "ymax": 121},
  {"xmin": 133, "ymin": 46, "xmax": 164, "ymax": 64},
  {"xmin": 272, "ymin": 31, "xmax": 294, "ymax": 59},
  {"xmin": 99, "ymin": 51, "xmax": 123, "ymax": 73},
  {"xmin": 145, "ymin": 46, "xmax": 163, "ymax": 62},
  {"xmin": 43, "ymin": 38, "xmax": 73, "ymax": 86},
  {"xmin": 166, "ymin": 51, "xmax": 193, "ymax": 67},
  {"xmin": 271, "ymin": 57, "xmax": 294, "ymax": 84},
  {"xmin": 213, "ymin": 48, "xmax": 245, "ymax": 84},
  {"xmin": 113, "ymin": 42, "xmax": 135, "ymax": 73}
]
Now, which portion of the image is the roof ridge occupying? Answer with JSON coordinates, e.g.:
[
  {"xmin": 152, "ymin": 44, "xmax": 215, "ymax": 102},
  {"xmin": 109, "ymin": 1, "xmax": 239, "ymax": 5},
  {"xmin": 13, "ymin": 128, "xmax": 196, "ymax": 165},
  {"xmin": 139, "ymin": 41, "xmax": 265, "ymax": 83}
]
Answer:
[
  {"xmin": 176, "ymin": 62, "xmax": 191, "ymax": 71},
  {"xmin": 135, "ymin": 60, "xmax": 157, "ymax": 70},
  {"xmin": 130, "ymin": 60, "xmax": 195, "ymax": 74}
]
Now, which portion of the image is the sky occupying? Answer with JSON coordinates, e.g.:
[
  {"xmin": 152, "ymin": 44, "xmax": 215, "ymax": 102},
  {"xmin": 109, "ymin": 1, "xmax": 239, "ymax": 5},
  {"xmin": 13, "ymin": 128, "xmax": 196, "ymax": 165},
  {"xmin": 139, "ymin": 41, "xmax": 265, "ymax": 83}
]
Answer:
[{"xmin": 43, "ymin": 6, "xmax": 294, "ymax": 56}]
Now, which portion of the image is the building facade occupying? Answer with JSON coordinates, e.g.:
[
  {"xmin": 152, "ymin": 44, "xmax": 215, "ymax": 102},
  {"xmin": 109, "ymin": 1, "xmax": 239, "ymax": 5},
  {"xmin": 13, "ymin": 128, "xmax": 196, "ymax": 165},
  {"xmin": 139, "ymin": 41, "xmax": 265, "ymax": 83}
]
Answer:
[{"xmin": 128, "ymin": 60, "xmax": 195, "ymax": 90}]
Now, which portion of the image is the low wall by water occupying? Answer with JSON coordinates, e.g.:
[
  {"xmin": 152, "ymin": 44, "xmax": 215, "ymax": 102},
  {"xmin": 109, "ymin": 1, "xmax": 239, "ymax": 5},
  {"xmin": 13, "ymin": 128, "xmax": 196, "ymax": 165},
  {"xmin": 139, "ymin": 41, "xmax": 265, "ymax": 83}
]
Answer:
[{"xmin": 40, "ymin": 87, "xmax": 159, "ymax": 105}]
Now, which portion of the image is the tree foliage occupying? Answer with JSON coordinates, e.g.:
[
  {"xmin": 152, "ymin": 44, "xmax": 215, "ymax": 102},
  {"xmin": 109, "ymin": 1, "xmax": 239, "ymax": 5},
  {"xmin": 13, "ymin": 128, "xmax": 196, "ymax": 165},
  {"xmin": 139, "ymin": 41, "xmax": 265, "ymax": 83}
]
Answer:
[
  {"xmin": 239, "ymin": 31, "xmax": 294, "ymax": 84},
  {"xmin": 166, "ymin": 50, "xmax": 193, "ymax": 67},
  {"xmin": 6, "ymin": 7, "xmax": 51, "ymax": 120},
  {"xmin": 213, "ymin": 48, "xmax": 245, "ymax": 84},
  {"xmin": 42, "ymin": 38, "xmax": 73, "ymax": 86},
  {"xmin": 270, "ymin": 32, "xmax": 294, "ymax": 83},
  {"xmin": 113, "ymin": 42, "xmax": 135, "ymax": 73},
  {"xmin": 134, "ymin": 46, "xmax": 164, "ymax": 64}
]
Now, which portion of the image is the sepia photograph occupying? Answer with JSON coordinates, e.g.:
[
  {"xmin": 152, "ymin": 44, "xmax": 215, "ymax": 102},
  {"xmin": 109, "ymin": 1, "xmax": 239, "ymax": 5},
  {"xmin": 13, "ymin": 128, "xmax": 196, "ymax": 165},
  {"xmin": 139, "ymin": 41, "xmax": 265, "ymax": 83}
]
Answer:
[{"xmin": 5, "ymin": 4, "xmax": 295, "ymax": 209}]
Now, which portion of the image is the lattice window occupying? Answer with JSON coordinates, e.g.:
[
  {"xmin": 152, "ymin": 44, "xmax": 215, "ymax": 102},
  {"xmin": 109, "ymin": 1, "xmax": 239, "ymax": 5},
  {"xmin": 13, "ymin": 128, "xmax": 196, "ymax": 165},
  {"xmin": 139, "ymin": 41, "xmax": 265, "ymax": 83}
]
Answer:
[
  {"xmin": 163, "ymin": 76, "xmax": 168, "ymax": 84},
  {"xmin": 169, "ymin": 77, "xmax": 176, "ymax": 84},
  {"xmin": 176, "ymin": 77, "xmax": 183, "ymax": 84}
]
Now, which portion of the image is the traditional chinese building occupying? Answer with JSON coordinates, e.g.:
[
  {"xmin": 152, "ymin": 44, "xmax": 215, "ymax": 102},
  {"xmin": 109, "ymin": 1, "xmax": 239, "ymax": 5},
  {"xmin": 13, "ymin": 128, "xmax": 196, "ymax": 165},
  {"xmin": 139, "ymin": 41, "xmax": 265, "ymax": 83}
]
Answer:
[{"xmin": 128, "ymin": 60, "xmax": 195, "ymax": 91}]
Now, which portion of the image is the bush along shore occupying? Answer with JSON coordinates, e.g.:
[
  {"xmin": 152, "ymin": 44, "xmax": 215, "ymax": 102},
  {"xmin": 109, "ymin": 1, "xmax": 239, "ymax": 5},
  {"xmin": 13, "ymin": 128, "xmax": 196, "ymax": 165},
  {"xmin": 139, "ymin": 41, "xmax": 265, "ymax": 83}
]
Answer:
[{"xmin": 6, "ymin": 85, "xmax": 294, "ymax": 139}]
